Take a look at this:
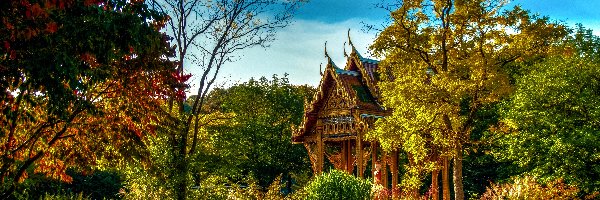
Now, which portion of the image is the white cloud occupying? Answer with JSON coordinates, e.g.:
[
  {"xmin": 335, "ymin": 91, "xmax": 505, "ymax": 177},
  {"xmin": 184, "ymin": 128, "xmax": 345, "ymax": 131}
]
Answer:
[{"xmin": 186, "ymin": 18, "xmax": 382, "ymax": 94}]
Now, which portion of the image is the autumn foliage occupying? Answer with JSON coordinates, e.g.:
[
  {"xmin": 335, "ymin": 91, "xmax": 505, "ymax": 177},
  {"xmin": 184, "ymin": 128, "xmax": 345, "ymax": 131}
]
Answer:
[
  {"xmin": 0, "ymin": 0, "xmax": 178, "ymax": 197},
  {"xmin": 480, "ymin": 176, "xmax": 593, "ymax": 200},
  {"xmin": 2, "ymin": 0, "xmax": 600, "ymax": 199}
]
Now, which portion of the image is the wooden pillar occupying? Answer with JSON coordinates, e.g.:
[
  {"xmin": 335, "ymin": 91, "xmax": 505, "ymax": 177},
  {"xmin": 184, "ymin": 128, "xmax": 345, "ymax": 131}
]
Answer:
[
  {"xmin": 347, "ymin": 140, "xmax": 354, "ymax": 174},
  {"xmin": 357, "ymin": 133, "xmax": 363, "ymax": 178},
  {"xmin": 317, "ymin": 130, "xmax": 324, "ymax": 174},
  {"xmin": 341, "ymin": 141, "xmax": 347, "ymax": 171},
  {"xmin": 371, "ymin": 141, "xmax": 378, "ymax": 184},
  {"xmin": 371, "ymin": 141, "xmax": 381, "ymax": 184},
  {"xmin": 391, "ymin": 150, "xmax": 398, "ymax": 190}
]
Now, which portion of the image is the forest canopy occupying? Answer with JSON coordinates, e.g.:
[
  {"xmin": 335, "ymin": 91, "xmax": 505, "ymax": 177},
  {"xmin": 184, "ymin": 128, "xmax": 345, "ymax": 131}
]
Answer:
[{"xmin": 1, "ymin": 0, "xmax": 599, "ymax": 199}]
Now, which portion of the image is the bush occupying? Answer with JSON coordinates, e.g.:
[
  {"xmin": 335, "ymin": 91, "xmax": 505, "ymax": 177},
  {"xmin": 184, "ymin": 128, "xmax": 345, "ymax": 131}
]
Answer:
[
  {"xmin": 480, "ymin": 176, "xmax": 585, "ymax": 200},
  {"xmin": 39, "ymin": 192, "xmax": 91, "ymax": 200},
  {"xmin": 8, "ymin": 169, "xmax": 121, "ymax": 200},
  {"xmin": 221, "ymin": 175, "xmax": 287, "ymax": 200},
  {"xmin": 303, "ymin": 170, "xmax": 372, "ymax": 200}
]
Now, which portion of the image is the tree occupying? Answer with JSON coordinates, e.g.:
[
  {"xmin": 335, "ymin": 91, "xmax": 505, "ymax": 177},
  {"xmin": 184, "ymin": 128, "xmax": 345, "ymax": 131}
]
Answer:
[
  {"xmin": 369, "ymin": 0, "xmax": 567, "ymax": 199},
  {"xmin": 202, "ymin": 75, "xmax": 314, "ymax": 188},
  {"xmin": 146, "ymin": 0, "xmax": 304, "ymax": 198},
  {"xmin": 120, "ymin": 75, "xmax": 314, "ymax": 198},
  {"xmin": 495, "ymin": 26, "xmax": 600, "ymax": 193},
  {"xmin": 0, "ymin": 0, "xmax": 177, "ymax": 197}
]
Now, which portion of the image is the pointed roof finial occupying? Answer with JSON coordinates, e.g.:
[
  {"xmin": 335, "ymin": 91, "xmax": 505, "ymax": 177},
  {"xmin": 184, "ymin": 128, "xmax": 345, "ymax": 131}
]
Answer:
[
  {"xmin": 323, "ymin": 41, "xmax": 339, "ymax": 69},
  {"xmin": 347, "ymin": 29, "xmax": 356, "ymax": 52}
]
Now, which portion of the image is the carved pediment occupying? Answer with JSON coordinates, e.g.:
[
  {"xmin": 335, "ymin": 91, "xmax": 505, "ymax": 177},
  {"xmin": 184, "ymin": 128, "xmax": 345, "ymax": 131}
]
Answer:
[{"xmin": 323, "ymin": 85, "xmax": 352, "ymax": 112}]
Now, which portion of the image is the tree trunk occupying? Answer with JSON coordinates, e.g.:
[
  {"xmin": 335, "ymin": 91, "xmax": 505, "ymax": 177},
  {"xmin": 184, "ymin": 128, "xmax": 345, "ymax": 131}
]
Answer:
[
  {"xmin": 175, "ymin": 158, "xmax": 188, "ymax": 200},
  {"xmin": 381, "ymin": 151, "xmax": 388, "ymax": 188},
  {"xmin": 453, "ymin": 146, "xmax": 464, "ymax": 200},
  {"xmin": 286, "ymin": 173, "xmax": 292, "ymax": 194},
  {"xmin": 174, "ymin": 122, "xmax": 189, "ymax": 200},
  {"xmin": 391, "ymin": 150, "xmax": 398, "ymax": 192},
  {"xmin": 431, "ymin": 169, "xmax": 439, "ymax": 200},
  {"xmin": 442, "ymin": 156, "xmax": 450, "ymax": 200}
]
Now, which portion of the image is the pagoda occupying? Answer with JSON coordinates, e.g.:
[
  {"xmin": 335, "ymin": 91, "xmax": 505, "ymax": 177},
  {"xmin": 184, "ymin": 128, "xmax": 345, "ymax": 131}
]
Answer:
[{"xmin": 292, "ymin": 32, "xmax": 400, "ymax": 189}]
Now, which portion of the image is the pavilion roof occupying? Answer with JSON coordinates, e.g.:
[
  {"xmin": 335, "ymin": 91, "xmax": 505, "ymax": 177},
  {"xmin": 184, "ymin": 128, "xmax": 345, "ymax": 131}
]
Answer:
[{"xmin": 292, "ymin": 38, "xmax": 388, "ymax": 143}]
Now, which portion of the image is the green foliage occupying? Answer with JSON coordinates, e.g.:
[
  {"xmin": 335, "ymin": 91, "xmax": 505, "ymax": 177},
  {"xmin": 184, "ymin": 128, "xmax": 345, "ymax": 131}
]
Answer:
[
  {"xmin": 496, "ymin": 26, "xmax": 600, "ymax": 194},
  {"xmin": 568, "ymin": 24, "xmax": 600, "ymax": 61},
  {"xmin": 463, "ymin": 151, "xmax": 519, "ymax": 197},
  {"xmin": 38, "ymin": 192, "xmax": 90, "ymax": 200},
  {"xmin": 496, "ymin": 55, "xmax": 600, "ymax": 193},
  {"xmin": 120, "ymin": 75, "xmax": 313, "ymax": 198},
  {"xmin": 303, "ymin": 170, "xmax": 372, "ymax": 200},
  {"xmin": 68, "ymin": 170, "xmax": 123, "ymax": 199},
  {"xmin": 121, "ymin": 121, "xmax": 177, "ymax": 199},
  {"xmin": 369, "ymin": 0, "xmax": 567, "ymax": 198},
  {"xmin": 12, "ymin": 191, "xmax": 91, "ymax": 200},
  {"xmin": 480, "ymin": 176, "xmax": 582, "ymax": 200},
  {"xmin": 8, "ymin": 169, "xmax": 120, "ymax": 200},
  {"xmin": 202, "ymin": 74, "xmax": 314, "ymax": 187},
  {"xmin": 462, "ymin": 103, "xmax": 521, "ymax": 196}
]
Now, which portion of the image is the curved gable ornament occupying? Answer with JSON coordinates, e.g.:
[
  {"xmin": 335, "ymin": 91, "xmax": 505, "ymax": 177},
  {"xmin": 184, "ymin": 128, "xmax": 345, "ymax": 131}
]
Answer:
[{"xmin": 345, "ymin": 31, "xmax": 381, "ymax": 100}]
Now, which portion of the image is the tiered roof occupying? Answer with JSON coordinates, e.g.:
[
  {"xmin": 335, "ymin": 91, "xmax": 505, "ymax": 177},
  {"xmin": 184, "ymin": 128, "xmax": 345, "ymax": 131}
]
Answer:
[{"xmin": 292, "ymin": 34, "xmax": 388, "ymax": 143}]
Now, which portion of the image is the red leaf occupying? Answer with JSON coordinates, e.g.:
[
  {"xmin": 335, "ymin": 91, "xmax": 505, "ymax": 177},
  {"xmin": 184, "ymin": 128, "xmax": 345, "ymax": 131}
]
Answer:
[
  {"xmin": 18, "ymin": 172, "xmax": 28, "ymax": 183},
  {"xmin": 30, "ymin": 3, "xmax": 46, "ymax": 18},
  {"xmin": 83, "ymin": 0, "xmax": 103, "ymax": 6},
  {"xmin": 46, "ymin": 22, "xmax": 58, "ymax": 33},
  {"xmin": 9, "ymin": 50, "xmax": 16, "ymax": 59},
  {"xmin": 20, "ymin": 0, "xmax": 29, "ymax": 7},
  {"xmin": 4, "ymin": 21, "xmax": 14, "ymax": 30},
  {"xmin": 134, "ymin": 129, "xmax": 142, "ymax": 138},
  {"xmin": 3, "ymin": 41, "xmax": 9, "ymax": 50},
  {"xmin": 44, "ymin": 0, "xmax": 54, "ymax": 8}
]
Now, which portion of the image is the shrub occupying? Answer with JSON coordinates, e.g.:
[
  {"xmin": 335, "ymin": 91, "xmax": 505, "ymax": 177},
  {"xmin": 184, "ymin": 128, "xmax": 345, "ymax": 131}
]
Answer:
[
  {"xmin": 480, "ymin": 176, "xmax": 583, "ymax": 200},
  {"xmin": 39, "ymin": 192, "xmax": 91, "ymax": 200},
  {"xmin": 303, "ymin": 170, "xmax": 372, "ymax": 200},
  {"xmin": 8, "ymin": 169, "xmax": 121, "ymax": 200}
]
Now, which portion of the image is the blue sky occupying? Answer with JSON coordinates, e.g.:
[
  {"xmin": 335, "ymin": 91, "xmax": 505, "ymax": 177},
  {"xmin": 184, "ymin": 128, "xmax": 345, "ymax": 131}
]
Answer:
[{"xmin": 186, "ymin": 0, "xmax": 600, "ymax": 92}]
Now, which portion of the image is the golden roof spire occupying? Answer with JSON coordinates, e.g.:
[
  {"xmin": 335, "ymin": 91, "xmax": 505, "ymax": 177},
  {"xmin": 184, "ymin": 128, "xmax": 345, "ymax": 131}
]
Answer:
[
  {"xmin": 347, "ymin": 29, "xmax": 356, "ymax": 53},
  {"xmin": 324, "ymin": 41, "xmax": 336, "ymax": 69},
  {"xmin": 324, "ymin": 41, "xmax": 331, "ymax": 61}
]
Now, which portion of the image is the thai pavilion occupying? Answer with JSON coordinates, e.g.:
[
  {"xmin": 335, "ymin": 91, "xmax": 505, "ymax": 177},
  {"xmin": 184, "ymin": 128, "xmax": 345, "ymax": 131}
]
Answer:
[{"xmin": 292, "ymin": 33, "xmax": 400, "ymax": 190}]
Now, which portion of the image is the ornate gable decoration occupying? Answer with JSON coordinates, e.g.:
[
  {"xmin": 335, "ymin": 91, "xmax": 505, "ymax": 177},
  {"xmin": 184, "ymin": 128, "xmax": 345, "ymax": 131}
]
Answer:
[
  {"xmin": 292, "ymin": 34, "xmax": 385, "ymax": 143},
  {"xmin": 344, "ymin": 30, "xmax": 381, "ymax": 100},
  {"xmin": 323, "ymin": 82, "xmax": 352, "ymax": 112},
  {"xmin": 317, "ymin": 42, "xmax": 358, "ymax": 113}
]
